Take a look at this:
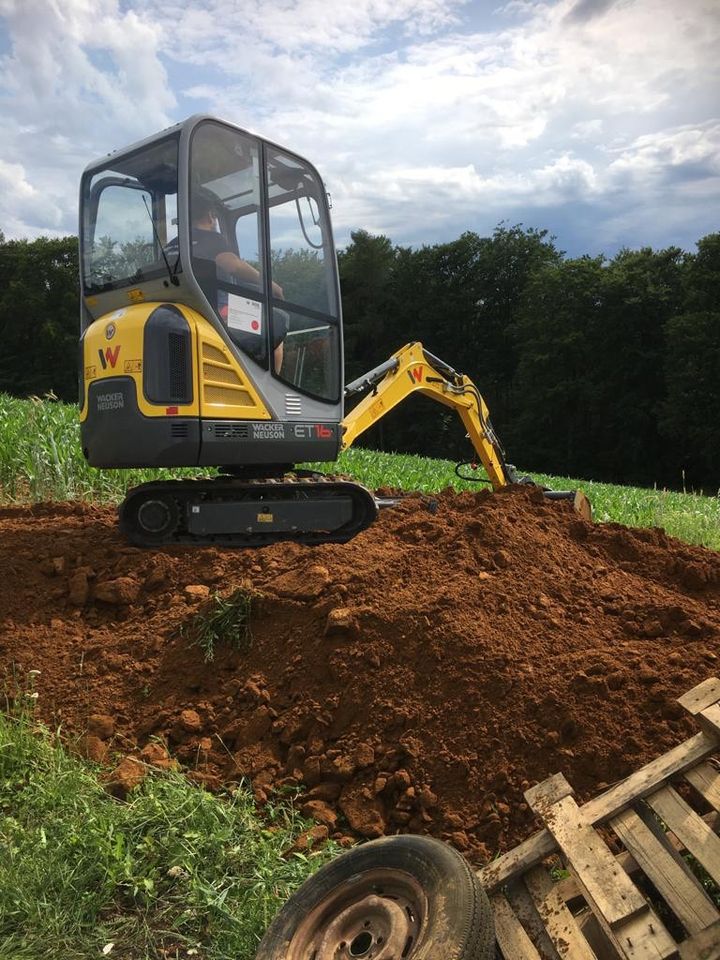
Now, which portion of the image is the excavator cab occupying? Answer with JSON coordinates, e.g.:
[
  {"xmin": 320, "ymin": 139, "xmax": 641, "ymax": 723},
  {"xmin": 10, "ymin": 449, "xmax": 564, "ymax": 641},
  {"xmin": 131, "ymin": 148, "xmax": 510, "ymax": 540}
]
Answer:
[{"xmin": 79, "ymin": 115, "xmax": 343, "ymax": 473}]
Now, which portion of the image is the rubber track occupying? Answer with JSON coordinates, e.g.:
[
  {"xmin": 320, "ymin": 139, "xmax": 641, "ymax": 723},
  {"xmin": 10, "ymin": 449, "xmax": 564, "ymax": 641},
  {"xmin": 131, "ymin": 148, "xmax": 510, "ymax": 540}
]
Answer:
[{"xmin": 118, "ymin": 475, "xmax": 379, "ymax": 548}]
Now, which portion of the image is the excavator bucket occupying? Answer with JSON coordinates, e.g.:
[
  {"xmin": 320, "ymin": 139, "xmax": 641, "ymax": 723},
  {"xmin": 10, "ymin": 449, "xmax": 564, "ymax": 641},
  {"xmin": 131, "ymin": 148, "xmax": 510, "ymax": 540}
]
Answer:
[
  {"xmin": 573, "ymin": 490, "xmax": 593, "ymax": 522},
  {"xmin": 541, "ymin": 488, "xmax": 593, "ymax": 521}
]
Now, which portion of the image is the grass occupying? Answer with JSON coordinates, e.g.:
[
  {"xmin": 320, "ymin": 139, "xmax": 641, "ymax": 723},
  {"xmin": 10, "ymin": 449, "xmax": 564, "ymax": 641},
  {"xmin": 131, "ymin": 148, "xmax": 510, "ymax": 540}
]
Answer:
[
  {"xmin": 1, "ymin": 393, "xmax": 718, "ymax": 550},
  {"xmin": 182, "ymin": 588, "xmax": 256, "ymax": 663},
  {"xmin": 0, "ymin": 696, "xmax": 335, "ymax": 960},
  {"xmin": 0, "ymin": 393, "xmax": 201, "ymax": 503}
]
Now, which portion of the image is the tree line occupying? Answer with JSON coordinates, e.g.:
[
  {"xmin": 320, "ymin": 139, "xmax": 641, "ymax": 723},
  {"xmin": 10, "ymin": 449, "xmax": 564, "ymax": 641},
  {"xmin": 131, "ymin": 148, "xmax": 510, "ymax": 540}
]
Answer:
[
  {"xmin": 340, "ymin": 226, "xmax": 720, "ymax": 491},
  {"xmin": 0, "ymin": 226, "xmax": 718, "ymax": 490}
]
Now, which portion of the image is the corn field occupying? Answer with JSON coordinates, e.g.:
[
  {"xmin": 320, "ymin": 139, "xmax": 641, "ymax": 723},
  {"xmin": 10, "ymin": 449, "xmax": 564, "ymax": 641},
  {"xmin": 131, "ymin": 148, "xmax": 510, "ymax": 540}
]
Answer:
[{"xmin": 1, "ymin": 393, "xmax": 718, "ymax": 550}]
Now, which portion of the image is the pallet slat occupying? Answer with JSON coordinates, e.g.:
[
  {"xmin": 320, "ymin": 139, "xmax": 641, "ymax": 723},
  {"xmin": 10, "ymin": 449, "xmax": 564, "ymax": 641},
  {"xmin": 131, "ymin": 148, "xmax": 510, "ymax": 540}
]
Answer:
[
  {"xmin": 524, "ymin": 865, "xmax": 600, "ymax": 959},
  {"xmin": 605, "ymin": 912, "xmax": 679, "ymax": 960},
  {"xmin": 611, "ymin": 804, "xmax": 719, "ymax": 936},
  {"xmin": 685, "ymin": 761, "xmax": 720, "ymax": 813},
  {"xmin": 527, "ymin": 786, "xmax": 647, "ymax": 929},
  {"xmin": 645, "ymin": 785, "xmax": 720, "ymax": 889},
  {"xmin": 527, "ymin": 776, "xmax": 678, "ymax": 960},
  {"xmin": 697, "ymin": 703, "xmax": 720, "ymax": 741},
  {"xmin": 508, "ymin": 877, "xmax": 563, "ymax": 960},
  {"xmin": 678, "ymin": 678, "xmax": 720, "ymax": 716},
  {"xmin": 677, "ymin": 918, "xmax": 720, "ymax": 960},
  {"xmin": 491, "ymin": 892, "xmax": 543, "ymax": 960},
  {"xmin": 583, "ymin": 732, "xmax": 720, "ymax": 828}
]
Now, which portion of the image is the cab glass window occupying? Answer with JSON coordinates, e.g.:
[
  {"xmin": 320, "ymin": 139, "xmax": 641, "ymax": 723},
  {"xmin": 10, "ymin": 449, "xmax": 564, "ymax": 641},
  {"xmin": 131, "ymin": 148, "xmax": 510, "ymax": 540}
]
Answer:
[
  {"xmin": 82, "ymin": 137, "xmax": 178, "ymax": 292},
  {"xmin": 190, "ymin": 122, "xmax": 267, "ymax": 368},
  {"xmin": 267, "ymin": 149, "xmax": 340, "ymax": 401},
  {"xmin": 266, "ymin": 150, "xmax": 337, "ymax": 318}
]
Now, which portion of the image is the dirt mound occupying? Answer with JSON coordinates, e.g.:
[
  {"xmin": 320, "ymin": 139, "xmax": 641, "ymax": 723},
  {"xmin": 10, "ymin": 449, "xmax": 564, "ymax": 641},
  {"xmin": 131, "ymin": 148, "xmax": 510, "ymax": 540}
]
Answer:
[{"xmin": 1, "ymin": 487, "xmax": 719, "ymax": 861}]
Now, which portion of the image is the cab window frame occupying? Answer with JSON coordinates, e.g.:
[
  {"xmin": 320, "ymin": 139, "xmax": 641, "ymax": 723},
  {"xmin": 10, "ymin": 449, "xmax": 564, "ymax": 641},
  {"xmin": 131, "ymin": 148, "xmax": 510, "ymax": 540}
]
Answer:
[{"xmin": 80, "ymin": 133, "xmax": 180, "ymax": 295}]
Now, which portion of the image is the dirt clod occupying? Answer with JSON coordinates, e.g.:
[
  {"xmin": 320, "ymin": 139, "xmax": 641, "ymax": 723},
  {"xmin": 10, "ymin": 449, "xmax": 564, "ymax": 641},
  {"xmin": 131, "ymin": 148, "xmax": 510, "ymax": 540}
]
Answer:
[
  {"xmin": 106, "ymin": 756, "xmax": 147, "ymax": 797},
  {"xmin": 88, "ymin": 713, "xmax": 115, "ymax": 740},
  {"xmin": 94, "ymin": 576, "xmax": 140, "ymax": 605}
]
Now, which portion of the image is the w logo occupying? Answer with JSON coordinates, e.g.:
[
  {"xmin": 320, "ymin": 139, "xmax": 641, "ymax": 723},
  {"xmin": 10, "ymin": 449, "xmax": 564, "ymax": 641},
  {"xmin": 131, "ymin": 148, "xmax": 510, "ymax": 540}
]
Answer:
[
  {"xmin": 98, "ymin": 346, "xmax": 121, "ymax": 370},
  {"xmin": 407, "ymin": 365, "xmax": 423, "ymax": 384}
]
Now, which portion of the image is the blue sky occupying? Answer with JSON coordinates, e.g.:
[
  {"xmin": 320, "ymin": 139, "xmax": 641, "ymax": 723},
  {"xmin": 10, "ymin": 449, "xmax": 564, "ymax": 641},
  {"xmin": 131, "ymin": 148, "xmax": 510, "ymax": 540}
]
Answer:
[{"xmin": 0, "ymin": 0, "xmax": 718, "ymax": 257}]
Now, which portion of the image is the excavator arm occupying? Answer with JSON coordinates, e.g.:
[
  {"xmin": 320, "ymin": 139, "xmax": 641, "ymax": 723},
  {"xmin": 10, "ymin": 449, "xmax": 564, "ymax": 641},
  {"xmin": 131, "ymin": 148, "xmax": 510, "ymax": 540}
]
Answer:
[
  {"xmin": 341, "ymin": 342, "xmax": 592, "ymax": 520},
  {"xmin": 341, "ymin": 342, "xmax": 517, "ymax": 490}
]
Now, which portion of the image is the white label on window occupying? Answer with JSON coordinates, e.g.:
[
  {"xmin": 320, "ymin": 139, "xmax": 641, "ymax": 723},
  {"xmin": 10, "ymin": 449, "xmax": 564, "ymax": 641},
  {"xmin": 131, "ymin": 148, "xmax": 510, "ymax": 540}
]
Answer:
[{"xmin": 227, "ymin": 294, "xmax": 263, "ymax": 336}]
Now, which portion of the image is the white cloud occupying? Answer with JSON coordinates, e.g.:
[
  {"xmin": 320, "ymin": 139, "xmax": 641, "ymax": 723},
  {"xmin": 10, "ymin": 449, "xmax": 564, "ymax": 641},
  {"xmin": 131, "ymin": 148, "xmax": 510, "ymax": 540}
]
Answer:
[
  {"xmin": 607, "ymin": 123, "xmax": 720, "ymax": 180},
  {"xmin": 0, "ymin": 0, "xmax": 718, "ymax": 252},
  {"xmin": 0, "ymin": 0, "xmax": 174, "ymax": 238},
  {"xmin": 0, "ymin": 157, "xmax": 63, "ymax": 237}
]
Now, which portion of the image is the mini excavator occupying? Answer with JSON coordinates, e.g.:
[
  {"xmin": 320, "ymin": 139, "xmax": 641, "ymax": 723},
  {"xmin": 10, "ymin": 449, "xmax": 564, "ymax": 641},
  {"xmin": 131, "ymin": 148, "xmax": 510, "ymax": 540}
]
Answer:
[{"xmin": 78, "ymin": 115, "xmax": 588, "ymax": 547}]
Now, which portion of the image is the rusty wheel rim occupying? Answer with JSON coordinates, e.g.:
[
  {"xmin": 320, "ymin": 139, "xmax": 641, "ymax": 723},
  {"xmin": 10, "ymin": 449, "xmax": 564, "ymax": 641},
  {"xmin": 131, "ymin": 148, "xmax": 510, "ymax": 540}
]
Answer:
[{"xmin": 286, "ymin": 867, "xmax": 428, "ymax": 959}]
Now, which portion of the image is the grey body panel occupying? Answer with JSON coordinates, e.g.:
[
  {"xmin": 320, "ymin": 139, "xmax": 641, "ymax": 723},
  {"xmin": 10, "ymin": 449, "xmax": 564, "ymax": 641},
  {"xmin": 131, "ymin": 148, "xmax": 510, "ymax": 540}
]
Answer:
[
  {"xmin": 186, "ymin": 498, "xmax": 354, "ymax": 535},
  {"xmin": 199, "ymin": 419, "xmax": 340, "ymax": 465},
  {"xmin": 82, "ymin": 378, "xmax": 200, "ymax": 467},
  {"xmin": 82, "ymin": 377, "xmax": 340, "ymax": 469}
]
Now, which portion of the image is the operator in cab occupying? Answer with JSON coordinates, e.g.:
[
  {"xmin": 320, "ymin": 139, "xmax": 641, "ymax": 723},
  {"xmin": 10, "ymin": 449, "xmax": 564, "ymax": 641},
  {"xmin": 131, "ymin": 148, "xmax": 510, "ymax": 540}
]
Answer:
[{"xmin": 190, "ymin": 186, "xmax": 285, "ymax": 373}]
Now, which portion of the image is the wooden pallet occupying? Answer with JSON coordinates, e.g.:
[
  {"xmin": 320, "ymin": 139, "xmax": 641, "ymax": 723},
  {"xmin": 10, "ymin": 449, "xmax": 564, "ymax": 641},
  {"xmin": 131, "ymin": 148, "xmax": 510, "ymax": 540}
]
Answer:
[{"xmin": 478, "ymin": 678, "xmax": 720, "ymax": 960}]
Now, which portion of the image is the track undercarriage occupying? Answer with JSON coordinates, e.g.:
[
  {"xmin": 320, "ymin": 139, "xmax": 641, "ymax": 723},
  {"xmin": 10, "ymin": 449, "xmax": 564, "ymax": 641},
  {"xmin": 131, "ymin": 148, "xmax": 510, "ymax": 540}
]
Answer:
[{"xmin": 119, "ymin": 474, "xmax": 379, "ymax": 548}]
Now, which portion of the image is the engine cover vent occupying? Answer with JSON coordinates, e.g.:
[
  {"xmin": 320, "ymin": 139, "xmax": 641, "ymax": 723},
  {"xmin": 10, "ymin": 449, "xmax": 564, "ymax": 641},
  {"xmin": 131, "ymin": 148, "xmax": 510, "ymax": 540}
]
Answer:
[
  {"xmin": 214, "ymin": 423, "xmax": 250, "ymax": 440},
  {"xmin": 285, "ymin": 395, "xmax": 302, "ymax": 417},
  {"xmin": 168, "ymin": 332, "xmax": 189, "ymax": 402}
]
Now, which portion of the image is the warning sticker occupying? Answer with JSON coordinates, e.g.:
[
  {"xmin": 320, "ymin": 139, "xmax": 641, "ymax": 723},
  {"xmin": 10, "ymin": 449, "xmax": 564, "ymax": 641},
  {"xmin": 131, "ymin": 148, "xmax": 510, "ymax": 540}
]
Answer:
[{"xmin": 227, "ymin": 294, "xmax": 263, "ymax": 336}]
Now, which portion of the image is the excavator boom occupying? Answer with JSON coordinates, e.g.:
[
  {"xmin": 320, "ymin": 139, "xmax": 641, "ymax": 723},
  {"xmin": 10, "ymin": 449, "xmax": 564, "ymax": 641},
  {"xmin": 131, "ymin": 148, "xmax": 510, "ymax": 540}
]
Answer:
[
  {"xmin": 342, "ymin": 342, "xmax": 591, "ymax": 519},
  {"xmin": 342, "ymin": 342, "xmax": 514, "ymax": 488}
]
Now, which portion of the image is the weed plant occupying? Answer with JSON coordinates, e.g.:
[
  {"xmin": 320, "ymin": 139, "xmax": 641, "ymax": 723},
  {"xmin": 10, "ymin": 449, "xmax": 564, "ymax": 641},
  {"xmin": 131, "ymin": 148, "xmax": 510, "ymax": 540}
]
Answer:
[
  {"xmin": 1, "ymin": 393, "xmax": 718, "ymax": 550},
  {"xmin": 0, "ymin": 703, "xmax": 334, "ymax": 959},
  {"xmin": 183, "ymin": 588, "xmax": 255, "ymax": 663}
]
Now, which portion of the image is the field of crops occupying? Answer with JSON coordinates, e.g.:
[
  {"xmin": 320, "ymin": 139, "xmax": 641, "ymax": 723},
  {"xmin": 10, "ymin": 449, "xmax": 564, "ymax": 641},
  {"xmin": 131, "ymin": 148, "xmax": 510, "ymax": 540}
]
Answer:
[{"xmin": 2, "ymin": 393, "xmax": 718, "ymax": 550}]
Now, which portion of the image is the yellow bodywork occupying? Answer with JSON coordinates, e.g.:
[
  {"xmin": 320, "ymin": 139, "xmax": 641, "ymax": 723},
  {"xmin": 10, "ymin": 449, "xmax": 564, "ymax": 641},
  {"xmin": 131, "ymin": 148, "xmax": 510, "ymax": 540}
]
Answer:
[
  {"xmin": 341, "ymin": 341, "xmax": 509, "ymax": 490},
  {"xmin": 80, "ymin": 302, "xmax": 271, "ymax": 423}
]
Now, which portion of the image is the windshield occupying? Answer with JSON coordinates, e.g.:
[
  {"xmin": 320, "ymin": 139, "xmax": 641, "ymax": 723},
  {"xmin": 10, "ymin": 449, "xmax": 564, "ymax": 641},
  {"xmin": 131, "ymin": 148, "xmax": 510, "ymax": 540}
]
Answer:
[
  {"xmin": 81, "ymin": 137, "xmax": 178, "ymax": 292},
  {"xmin": 190, "ymin": 121, "xmax": 268, "ymax": 368},
  {"xmin": 189, "ymin": 122, "xmax": 341, "ymax": 401},
  {"xmin": 266, "ymin": 148, "xmax": 340, "ymax": 402}
]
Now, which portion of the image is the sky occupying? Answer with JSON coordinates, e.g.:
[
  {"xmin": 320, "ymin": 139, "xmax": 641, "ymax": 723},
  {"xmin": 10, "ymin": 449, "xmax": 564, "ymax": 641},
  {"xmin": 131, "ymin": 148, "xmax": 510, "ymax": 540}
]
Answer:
[{"xmin": 0, "ymin": 0, "xmax": 718, "ymax": 257}]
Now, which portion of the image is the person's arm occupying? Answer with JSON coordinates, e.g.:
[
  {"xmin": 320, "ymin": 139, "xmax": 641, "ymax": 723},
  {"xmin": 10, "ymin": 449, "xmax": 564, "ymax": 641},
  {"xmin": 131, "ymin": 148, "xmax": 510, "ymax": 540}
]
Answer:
[
  {"xmin": 273, "ymin": 341, "xmax": 284, "ymax": 374},
  {"xmin": 215, "ymin": 251, "xmax": 284, "ymax": 298}
]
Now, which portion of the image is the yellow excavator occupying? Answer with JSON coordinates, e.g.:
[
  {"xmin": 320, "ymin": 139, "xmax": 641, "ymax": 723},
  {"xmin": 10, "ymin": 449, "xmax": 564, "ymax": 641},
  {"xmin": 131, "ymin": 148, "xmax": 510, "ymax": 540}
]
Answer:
[{"xmin": 78, "ymin": 114, "xmax": 587, "ymax": 546}]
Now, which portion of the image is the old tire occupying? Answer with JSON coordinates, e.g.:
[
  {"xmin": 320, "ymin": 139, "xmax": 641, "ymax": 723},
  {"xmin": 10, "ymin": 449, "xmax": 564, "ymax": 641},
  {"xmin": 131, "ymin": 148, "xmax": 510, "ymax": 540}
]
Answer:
[{"xmin": 255, "ymin": 834, "xmax": 495, "ymax": 960}]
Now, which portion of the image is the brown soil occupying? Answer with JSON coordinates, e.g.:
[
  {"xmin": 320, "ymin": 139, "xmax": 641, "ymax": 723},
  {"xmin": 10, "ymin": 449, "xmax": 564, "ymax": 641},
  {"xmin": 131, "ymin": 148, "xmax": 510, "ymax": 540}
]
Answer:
[{"xmin": 1, "ymin": 487, "xmax": 719, "ymax": 862}]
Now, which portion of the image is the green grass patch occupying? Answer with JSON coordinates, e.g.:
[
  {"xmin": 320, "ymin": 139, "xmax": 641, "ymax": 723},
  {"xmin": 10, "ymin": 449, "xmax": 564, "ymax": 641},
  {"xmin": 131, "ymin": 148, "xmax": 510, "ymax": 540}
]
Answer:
[
  {"xmin": 0, "ymin": 703, "xmax": 335, "ymax": 959},
  {"xmin": 0, "ymin": 393, "xmax": 203, "ymax": 503},
  {"xmin": 1, "ymin": 393, "xmax": 718, "ymax": 551},
  {"xmin": 182, "ymin": 588, "xmax": 256, "ymax": 663}
]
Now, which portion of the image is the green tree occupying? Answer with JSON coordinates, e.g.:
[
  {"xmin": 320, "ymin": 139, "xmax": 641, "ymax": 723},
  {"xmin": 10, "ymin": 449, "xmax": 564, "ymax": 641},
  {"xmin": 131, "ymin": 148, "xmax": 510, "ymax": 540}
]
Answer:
[
  {"xmin": 338, "ymin": 229, "xmax": 399, "ymax": 382},
  {"xmin": 660, "ymin": 234, "xmax": 720, "ymax": 487},
  {"xmin": 510, "ymin": 255, "xmax": 606, "ymax": 475},
  {"xmin": 271, "ymin": 247, "xmax": 326, "ymax": 313},
  {"xmin": 511, "ymin": 245, "xmax": 686, "ymax": 484},
  {"xmin": 0, "ymin": 235, "xmax": 79, "ymax": 401}
]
